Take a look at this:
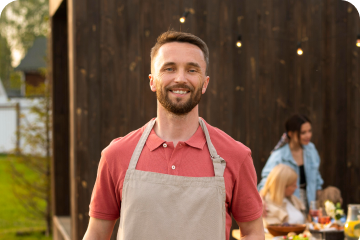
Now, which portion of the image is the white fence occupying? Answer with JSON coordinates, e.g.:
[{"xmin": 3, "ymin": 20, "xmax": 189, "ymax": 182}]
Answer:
[
  {"xmin": 0, "ymin": 99, "xmax": 41, "ymax": 154},
  {"xmin": 0, "ymin": 104, "xmax": 19, "ymax": 153}
]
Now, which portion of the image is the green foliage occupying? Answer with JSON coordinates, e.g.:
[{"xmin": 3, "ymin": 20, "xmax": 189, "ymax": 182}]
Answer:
[
  {"xmin": 9, "ymin": 71, "xmax": 22, "ymax": 89},
  {"xmin": 0, "ymin": 34, "xmax": 12, "ymax": 87},
  {"xmin": 0, "ymin": 231, "xmax": 52, "ymax": 240},
  {"xmin": 0, "ymin": 0, "xmax": 49, "ymax": 93},
  {"xmin": 0, "ymin": 0, "xmax": 49, "ymax": 54},
  {"xmin": 0, "ymin": 156, "xmax": 48, "ymax": 238},
  {"xmin": 9, "ymin": 84, "xmax": 52, "ymax": 236}
]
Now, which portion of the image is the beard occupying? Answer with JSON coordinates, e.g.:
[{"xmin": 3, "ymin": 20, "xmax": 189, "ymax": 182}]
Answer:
[{"xmin": 156, "ymin": 83, "xmax": 203, "ymax": 115}]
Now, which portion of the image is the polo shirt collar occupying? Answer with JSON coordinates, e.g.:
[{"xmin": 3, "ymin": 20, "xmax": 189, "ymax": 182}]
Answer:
[
  {"xmin": 145, "ymin": 125, "xmax": 206, "ymax": 151},
  {"xmin": 146, "ymin": 129, "xmax": 166, "ymax": 151},
  {"xmin": 184, "ymin": 125, "xmax": 206, "ymax": 150}
]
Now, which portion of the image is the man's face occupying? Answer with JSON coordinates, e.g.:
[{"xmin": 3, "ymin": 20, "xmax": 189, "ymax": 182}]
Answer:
[{"xmin": 149, "ymin": 42, "xmax": 209, "ymax": 115}]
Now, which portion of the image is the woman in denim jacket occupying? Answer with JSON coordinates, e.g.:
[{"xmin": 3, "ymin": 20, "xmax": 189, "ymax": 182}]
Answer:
[{"xmin": 258, "ymin": 114, "xmax": 324, "ymax": 211}]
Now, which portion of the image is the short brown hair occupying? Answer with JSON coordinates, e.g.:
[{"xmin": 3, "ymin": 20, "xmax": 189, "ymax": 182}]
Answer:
[{"xmin": 150, "ymin": 31, "xmax": 209, "ymax": 74}]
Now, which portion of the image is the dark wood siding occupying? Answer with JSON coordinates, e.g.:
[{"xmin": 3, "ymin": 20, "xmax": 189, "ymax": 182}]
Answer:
[
  {"xmin": 50, "ymin": 0, "xmax": 70, "ymax": 217},
  {"xmin": 50, "ymin": 0, "xmax": 360, "ymax": 239}
]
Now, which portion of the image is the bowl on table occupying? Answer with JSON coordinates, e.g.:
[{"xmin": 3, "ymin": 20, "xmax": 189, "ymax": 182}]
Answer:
[{"xmin": 267, "ymin": 224, "xmax": 307, "ymax": 236}]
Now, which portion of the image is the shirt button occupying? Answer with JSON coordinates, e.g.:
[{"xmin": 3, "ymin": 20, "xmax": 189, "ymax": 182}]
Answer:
[
  {"xmin": 172, "ymin": 165, "xmax": 175, "ymax": 170},
  {"xmin": 163, "ymin": 143, "xmax": 167, "ymax": 148}
]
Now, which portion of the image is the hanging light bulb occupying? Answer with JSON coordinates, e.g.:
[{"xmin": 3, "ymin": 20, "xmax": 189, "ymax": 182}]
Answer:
[
  {"xmin": 179, "ymin": 11, "xmax": 190, "ymax": 23},
  {"xmin": 356, "ymin": 34, "xmax": 360, "ymax": 47},
  {"xmin": 297, "ymin": 42, "xmax": 303, "ymax": 55},
  {"xmin": 236, "ymin": 35, "xmax": 242, "ymax": 48}
]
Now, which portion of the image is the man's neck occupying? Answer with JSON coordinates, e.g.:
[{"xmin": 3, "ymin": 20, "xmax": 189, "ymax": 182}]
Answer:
[{"xmin": 154, "ymin": 103, "xmax": 200, "ymax": 147}]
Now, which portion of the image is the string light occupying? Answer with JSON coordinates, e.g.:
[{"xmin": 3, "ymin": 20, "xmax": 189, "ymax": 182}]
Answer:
[
  {"xmin": 297, "ymin": 42, "xmax": 303, "ymax": 55},
  {"xmin": 236, "ymin": 35, "xmax": 242, "ymax": 48},
  {"xmin": 179, "ymin": 11, "xmax": 190, "ymax": 23},
  {"xmin": 178, "ymin": 9, "xmax": 359, "ymax": 50}
]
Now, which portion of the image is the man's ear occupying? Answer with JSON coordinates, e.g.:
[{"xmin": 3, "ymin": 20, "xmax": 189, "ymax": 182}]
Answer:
[
  {"xmin": 149, "ymin": 74, "xmax": 156, "ymax": 92},
  {"xmin": 202, "ymin": 76, "xmax": 210, "ymax": 94}
]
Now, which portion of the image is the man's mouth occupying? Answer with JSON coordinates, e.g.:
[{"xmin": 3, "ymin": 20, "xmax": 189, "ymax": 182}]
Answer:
[{"xmin": 171, "ymin": 90, "xmax": 189, "ymax": 95}]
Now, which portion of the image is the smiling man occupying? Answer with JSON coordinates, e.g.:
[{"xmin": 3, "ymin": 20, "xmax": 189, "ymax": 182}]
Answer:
[{"xmin": 83, "ymin": 31, "xmax": 264, "ymax": 240}]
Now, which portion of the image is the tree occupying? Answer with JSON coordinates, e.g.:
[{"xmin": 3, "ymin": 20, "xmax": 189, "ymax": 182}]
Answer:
[
  {"xmin": 0, "ymin": 32, "xmax": 12, "ymax": 87},
  {"xmin": 10, "ymin": 82, "xmax": 51, "ymax": 236},
  {"xmin": 0, "ymin": 0, "xmax": 49, "ymax": 54}
]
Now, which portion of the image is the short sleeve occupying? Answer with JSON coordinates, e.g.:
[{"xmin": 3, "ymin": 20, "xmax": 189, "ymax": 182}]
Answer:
[
  {"xmin": 89, "ymin": 156, "xmax": 120, "ymax": 220},
  {"xmin": 231, "ymin": 152, "xmax": 263, "ymax": 222}
]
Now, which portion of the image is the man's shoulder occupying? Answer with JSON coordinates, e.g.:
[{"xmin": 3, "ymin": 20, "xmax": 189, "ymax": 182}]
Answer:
[{"xmin": 202, "ymin": 118, "xmax": 251, "ymax": 159}]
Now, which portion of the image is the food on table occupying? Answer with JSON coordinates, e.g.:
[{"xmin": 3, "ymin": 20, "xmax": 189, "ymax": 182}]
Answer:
[
  {"xmin": 281, "ymin": 232, "xmax": 310, "ymax": 240},
  {"xmin": 311, "ymin": 222, "xmax": 344, "ymax": 231},
  {"xmin": 287, "ymin": 232, "xmax": 296, "ymax": 237},
  {"xmin": 318, "ymin": 216, "xmax": 331, "ymax": 224}
]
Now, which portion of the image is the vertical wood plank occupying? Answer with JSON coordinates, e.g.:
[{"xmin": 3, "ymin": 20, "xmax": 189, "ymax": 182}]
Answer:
[{"xmin": 50, "ymin": 0, "xmax": 70, "ymax": 217}]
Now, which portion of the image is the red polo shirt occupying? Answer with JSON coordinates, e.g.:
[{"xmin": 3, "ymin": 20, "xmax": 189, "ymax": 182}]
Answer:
[{"xmin": 89, "ymin": 118, "xmax": 262, "ymax": 239}]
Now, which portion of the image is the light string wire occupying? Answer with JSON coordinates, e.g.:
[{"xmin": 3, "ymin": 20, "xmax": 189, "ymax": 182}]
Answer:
[{"xmin": 179, "ymin": 10, "xmax": 360, "ymax": 48}]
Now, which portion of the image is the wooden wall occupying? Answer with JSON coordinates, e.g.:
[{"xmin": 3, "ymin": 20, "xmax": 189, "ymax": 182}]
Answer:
[
  {"xmin": 50, "ymin": 0, "xmax": 360, "ymax": 239},
  {"xmin": 50, "ymin": 0, "xmax": 70, "ymax": 218}
]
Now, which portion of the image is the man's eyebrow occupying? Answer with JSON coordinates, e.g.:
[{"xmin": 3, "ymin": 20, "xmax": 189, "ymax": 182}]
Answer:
[
  {"xmin": 187, "ymin": 62, "xmax": 201, "ymax": 68},
  {"xmin": 161, "ymin": 62, "xmax": 176, "ymax": 68},
  {"xmin": 161, "ymin": 62, "xmax": 201, "ymax": 68}
]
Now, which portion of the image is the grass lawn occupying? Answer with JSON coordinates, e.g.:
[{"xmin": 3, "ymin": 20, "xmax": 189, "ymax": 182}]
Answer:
[{"xmin": 0, "ymin": 155, "xmax": 51, "ymax": 240}]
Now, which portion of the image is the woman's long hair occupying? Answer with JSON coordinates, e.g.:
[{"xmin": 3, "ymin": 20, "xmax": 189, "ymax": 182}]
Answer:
[
  {"xmin": 272, "ymin": 114, "xmax": 311, "ymax": 152},
  {"xmin": 260, "ymin": 164, "xmax": 298, "ymax": 205}
]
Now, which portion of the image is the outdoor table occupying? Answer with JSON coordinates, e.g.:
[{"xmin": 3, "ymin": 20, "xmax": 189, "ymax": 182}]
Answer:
[{"xmin": 232, "ymin": 229, "xmax": 346, "ymax": 240}]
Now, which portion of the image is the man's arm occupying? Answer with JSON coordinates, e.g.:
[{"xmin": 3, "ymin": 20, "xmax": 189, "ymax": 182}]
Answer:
[
  {"xmin": 83, "ymin": 217, "xmax": 117, "ymax": 240},
  {"xmin": 236, "ymin": 216, "xmax": 265, "ymax": 240}
]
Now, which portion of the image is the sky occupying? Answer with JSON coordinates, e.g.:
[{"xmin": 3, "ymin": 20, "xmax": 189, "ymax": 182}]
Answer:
[{"xmin": 11, "ymin": 49, "xmax": 22, "ymax": 67}]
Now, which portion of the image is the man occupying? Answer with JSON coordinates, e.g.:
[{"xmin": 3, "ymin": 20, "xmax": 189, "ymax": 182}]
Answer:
[{"xmin": 83, "ymin": 31, "xmax": 264, "ymax": 240}]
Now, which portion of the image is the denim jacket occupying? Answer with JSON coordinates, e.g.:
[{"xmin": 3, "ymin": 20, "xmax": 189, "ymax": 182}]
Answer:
[{"xmin": 257, "ymin": 143, "xmax": 324, "ymax": 206}]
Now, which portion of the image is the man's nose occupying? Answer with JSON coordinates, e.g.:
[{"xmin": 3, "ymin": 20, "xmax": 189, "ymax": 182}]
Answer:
[{"xmin": 174, "ymin": 69, "xmax": 187, "ymax": 83}]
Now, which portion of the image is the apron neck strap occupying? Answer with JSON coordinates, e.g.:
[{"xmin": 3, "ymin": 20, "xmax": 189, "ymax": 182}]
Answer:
[
  {"xmin": 128, "ymin": 118, "xmax": 226, "ymax": 177},
  {"xmin": 198, "ymin": 118, "xmax": 226, "ymax": 177},
  {"xmin": 128, "ymin": 118, "xmax": 156, "ymax": 170}
]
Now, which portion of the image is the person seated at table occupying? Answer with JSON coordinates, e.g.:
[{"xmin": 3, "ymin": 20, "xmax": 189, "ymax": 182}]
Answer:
[{"xmin": 260, "ymin": 164, "xmax": 306, "ymax": 226}]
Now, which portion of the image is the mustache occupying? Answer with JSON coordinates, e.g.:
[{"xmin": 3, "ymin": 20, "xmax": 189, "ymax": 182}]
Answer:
[{"xmin": 166, "ymin": 84, "xmax": 193, "ymax": 91}]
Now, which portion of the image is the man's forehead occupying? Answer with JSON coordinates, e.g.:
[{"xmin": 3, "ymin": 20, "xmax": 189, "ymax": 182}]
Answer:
[{"xmin": 155, "ymin": 42, "xmax": 205, "ymax": 62}]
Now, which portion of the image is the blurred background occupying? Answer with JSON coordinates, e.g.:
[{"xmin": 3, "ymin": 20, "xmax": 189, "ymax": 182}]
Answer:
[{"xmin": 0, "ymin": 0, "xmax": 359, "ymax": 239}]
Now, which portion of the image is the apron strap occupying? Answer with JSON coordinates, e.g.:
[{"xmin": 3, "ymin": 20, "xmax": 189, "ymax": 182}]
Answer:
[
  {"xmin": 128, "ymin": 118, "xmax": 226, "ymax": 177},
  {"xmin": 198, "ymin": 118, "xmax": 226, "ymax": 177},
  {"xmin": 128, "ymin": 118, "xmax": 157, "ymax": 170}
]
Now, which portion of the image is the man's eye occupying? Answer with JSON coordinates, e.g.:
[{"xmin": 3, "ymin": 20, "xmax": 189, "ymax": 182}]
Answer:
[
  {"xmin": 189, "ymin": 69, "xmax": 197, "ymax": 73},
  {"xmin": 165, "ymin": 68, "xmax": 174, "ymax": 71}
]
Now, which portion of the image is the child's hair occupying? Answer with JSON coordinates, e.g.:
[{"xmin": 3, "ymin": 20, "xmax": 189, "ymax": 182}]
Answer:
[
  {"xmin": 318, "ymin": 186, "xmax": 343, "ymax": 207},
  {"xmin": 260, "ymin": 164, "xmax": 298, "ymax": 205}
]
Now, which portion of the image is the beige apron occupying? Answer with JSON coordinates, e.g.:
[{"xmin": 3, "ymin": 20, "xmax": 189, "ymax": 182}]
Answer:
[{"xmin": 117, "ymin": 118, "xmax": 227, "ymax": 240}]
